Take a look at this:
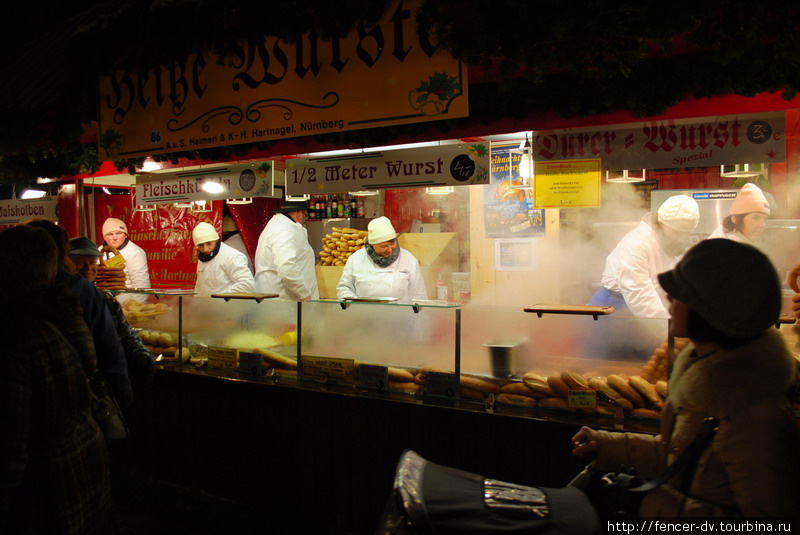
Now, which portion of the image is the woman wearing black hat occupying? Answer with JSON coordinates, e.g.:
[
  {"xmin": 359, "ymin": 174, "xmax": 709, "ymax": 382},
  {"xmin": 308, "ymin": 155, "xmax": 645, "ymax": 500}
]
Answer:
[
  {"xmin": 572, "ymin": 239, "xmax": 800, "ymax": 518},
  {"xmin": 254, "ymin": 199, "xmax": 319, "ymax": 300}
]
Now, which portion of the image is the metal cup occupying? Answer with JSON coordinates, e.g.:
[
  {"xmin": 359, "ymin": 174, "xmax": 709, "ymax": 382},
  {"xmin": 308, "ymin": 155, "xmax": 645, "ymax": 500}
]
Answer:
[{"xmin": 484, "ymin": 344, "xmax": 514, "ymax": 378}]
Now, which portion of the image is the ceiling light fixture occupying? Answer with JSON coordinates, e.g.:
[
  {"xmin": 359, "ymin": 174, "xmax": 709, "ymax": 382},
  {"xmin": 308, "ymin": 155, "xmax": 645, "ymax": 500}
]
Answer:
[{"xmin": 605, "ymin": 169, "xmax": 646, "ymax": 183}]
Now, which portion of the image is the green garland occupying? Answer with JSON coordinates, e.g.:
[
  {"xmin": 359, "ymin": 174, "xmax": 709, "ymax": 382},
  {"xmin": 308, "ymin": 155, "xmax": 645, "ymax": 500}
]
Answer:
[{"xmin": 2, "ymin": 0, "xmax": 800, "ymax": 189}]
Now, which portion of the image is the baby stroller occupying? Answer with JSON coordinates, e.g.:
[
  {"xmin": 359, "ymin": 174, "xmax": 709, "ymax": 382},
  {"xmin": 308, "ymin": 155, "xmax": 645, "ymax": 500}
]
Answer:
[{"xmin": 376, "ymin": 450, "xmax": 598, "ymax": 535}]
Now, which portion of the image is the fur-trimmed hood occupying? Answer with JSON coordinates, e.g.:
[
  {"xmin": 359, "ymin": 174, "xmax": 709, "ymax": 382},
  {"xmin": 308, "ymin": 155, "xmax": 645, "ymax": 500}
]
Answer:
[{"xmin": 669, "ymin": 329, "xmax": 796, "ymax": 418}]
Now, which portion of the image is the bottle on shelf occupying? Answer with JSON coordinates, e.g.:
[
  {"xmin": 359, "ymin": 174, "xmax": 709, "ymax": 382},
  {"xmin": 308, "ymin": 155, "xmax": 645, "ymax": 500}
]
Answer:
[
  {"xmin": 337, "ymin": 197, "xmax": 344, "ymax": 217},
  {"xmin": 435, "ymin": 271, "xmax": 448, "ymax": 301}
]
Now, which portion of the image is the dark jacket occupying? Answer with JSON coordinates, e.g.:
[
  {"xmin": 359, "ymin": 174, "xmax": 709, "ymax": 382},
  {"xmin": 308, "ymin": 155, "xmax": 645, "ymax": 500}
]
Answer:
[
  {"xmin": 60, "ymin": 270, "xmax": 133, "ymax": 408},
  {"xmin": 102, "ymin": 290, "xmax": 155, "ymax": 385},
  {"xmin": 0, "ymin": 286, "xmax": 114, "ymax": 534},
  {"xmin": 594, "ymin": 329, "xmax": 800, "ymax": 518}
]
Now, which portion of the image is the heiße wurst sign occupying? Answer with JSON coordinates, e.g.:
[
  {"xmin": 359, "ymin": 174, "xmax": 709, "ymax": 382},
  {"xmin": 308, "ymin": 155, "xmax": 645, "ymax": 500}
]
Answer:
[
  {"xmin": 97, "ymin": 0, "xmax": 467, "ymax": 162},
  {"xmin": 285, "ymin": 143, "xmax": 489, "ymax": 195}
]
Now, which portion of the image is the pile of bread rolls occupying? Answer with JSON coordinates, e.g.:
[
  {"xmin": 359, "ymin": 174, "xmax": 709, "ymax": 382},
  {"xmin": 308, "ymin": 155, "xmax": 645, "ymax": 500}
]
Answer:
[
  {"xmin": 137, "ymin": 329, "xmax": 190, "ymax": 362},
  {"xmin": 319, "ymin": 227, "xmax": 368, "ymax": 266},
  {"xmin": 640, "ymin": 337, "xmax": 689, "ymax": 382}
]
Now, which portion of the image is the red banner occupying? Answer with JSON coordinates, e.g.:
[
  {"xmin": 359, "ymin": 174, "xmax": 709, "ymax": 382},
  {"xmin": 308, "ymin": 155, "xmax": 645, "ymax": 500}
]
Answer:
[{"xmin": 88, "ymin": 191, "xmax": 221, "ymax": 289}]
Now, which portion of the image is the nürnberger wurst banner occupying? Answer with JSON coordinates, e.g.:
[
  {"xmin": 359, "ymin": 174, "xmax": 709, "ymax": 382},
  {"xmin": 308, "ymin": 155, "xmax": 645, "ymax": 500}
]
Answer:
[
  {"xmin": 97, "ymin": 0, "xmax": 467, "ymax": 161},
  {"xmin": 531, "ymin": 112, "xmax": 785, "ymax": 169}
]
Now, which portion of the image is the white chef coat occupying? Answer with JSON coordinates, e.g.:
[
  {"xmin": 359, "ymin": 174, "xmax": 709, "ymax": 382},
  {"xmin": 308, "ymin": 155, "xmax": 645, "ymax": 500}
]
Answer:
[
  {"xmin": 113, "ymin": 240, "xmax": 151, "ymax": 305},
  {"xmin": 223, "ymin": 232, "xmax": 253, "ymax": 272},
  {"xmin": 195, "ymin": 242, "xmax": 255, "ymax": 297},
  {"xmin": 707, "ymin": 224, "xmax": 752, "ymax": 244},
  {"xmin": 599, "ymin": 215, "xmax": 682, "ymax": 319},
  {"xmin": 254, "ymin": 214, "xmax": 319, "ymax": 301},
  {"xmin": 336, "ymin": 247, "xmax": 428, "ymax": 303}
]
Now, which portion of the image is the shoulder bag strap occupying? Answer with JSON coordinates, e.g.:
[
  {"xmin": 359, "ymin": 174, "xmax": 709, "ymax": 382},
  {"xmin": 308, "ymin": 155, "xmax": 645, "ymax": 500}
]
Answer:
[{"xmin": 630, "ymin": 416, "xmax": 719, "ymax": 493}]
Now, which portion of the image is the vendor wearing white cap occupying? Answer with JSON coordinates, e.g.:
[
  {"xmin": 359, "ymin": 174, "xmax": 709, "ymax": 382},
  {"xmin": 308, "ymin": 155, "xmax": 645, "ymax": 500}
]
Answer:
[
  {"xmin": 707, "ymin": 183, "xmax": 771, "ymax": 244},
  {"xmin": 101, "ymin": 217, "xmax": 151, "ymax": 304},
  {"xmin": 254, "ymin": 199, "xmax": 319, "ymax": 300},
  {"xmin": 192, "ymin": 222, "xmax": 254, "ymax": 297},
  {"xmin": 336, "ymin": 216, "xmax": 428, "ymax": 303},
  {"xmin": 588, "ymin": 194, "xmax": 700, "ymax": 319}
]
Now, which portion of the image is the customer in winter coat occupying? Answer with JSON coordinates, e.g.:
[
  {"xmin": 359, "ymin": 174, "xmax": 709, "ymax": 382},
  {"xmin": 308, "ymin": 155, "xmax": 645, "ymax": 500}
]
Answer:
[
  {"xmin": 707, "ymin": 183, "xmax": 771, "ymax": 245},
  {"xmin": 336, "ymin": 216, "xmax": 427, "ymax": 303},
  {"xmin": 192, "ymin": 221, "xmax": 254, "ymax": 297},
  {"xmin": 254, "ymin": 199, "xmax": 319, "ymax": 300},
  {"xmin": 101, "ymin": 217, "xmax": 151, "ymax": 304},
  {"xmin": 69, "ymin": 236, "xmax": 156, "ymax": 387},
  {"xmin": 572, "ymin": 239, "xmax": 800, "ymax": 518},
  {"xmin": 28, "ymin": 220, "xmax": 133, "ymax": 409},
  {"xmin": 0, "ymin": 225, "xmax": 115, "ymax": 535}
]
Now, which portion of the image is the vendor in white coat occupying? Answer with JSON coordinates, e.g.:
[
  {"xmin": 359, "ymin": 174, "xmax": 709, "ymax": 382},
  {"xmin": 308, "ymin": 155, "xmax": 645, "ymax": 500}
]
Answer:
[
  {"xmin": 586, "ymin": 195, "xmax": 699, "ymax": 360},
  {"xmin": 337, "ymin": 216, "xmax": 428, "ymax": 303},
  {"xmin": 101, "ymin": 217, "xmax": 151, "ymax": 305},
  {"xmin": 707, "ymin": 183, "xmax": 771, "ymax": 245},
  {"xmin": 588, "ymin": 194, "xmax": 700, "ymax": 319},
  {"xmin": 254, "ymin": 199, "xmax": 319, "ymax": 300},
  {"xmin": 192, "ymin": 222, "xmax": 254, "ymax": 297}
]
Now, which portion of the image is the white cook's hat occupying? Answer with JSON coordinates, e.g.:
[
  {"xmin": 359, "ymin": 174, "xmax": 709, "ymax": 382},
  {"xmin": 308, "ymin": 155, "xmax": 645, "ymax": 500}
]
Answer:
[
  {"xmin": 657, "ymin": 195, "xmax": 700, "ymax": 233},
  {"xmin": 192, "ymin": 222, "xmax": 219, "ymax": 245},
  {"xmin": 367, "ymin": 216, "xmax": 397, "ymax": 245}
]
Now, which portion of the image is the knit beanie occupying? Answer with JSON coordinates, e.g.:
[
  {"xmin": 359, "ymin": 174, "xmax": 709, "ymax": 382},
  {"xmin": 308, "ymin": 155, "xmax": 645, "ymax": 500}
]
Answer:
[
  {"xmin": 657, "ymin": 195, "xmax": 700, "ymax": 233},
  {"xmin": 192, "ymin": 222, "xmax": 220, "ymax": 245},
  {"xmin": 729, "ymin": 183, "xmax": 770, "ymax": 216},
  {"xmin": 102, "ymin": 217, "xmax": 128, "ymax": 237}
]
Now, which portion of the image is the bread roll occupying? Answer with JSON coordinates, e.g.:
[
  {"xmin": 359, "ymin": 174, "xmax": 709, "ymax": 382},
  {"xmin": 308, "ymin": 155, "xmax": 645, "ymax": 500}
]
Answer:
[
  {"xmin": 254, "ymin": 347, "xmax": 298, "ymax": 370},
  {"xmin": 561, "ymin": 370, "xmax": 590, "ymax": 390},
  {"xmin": 546, "ymin": 375, "xmax": 570, "ymax": 398},
  {"xmin": 588, "ymin": 377, "xmax": 634, "ymax": 411},
  {"xmin": 629, "ymin": 376, "xmax": 664, "ymax": 409},
  {"xmin": 607, "ymin": 374, "xmax": 646, "ymax": 408},
  {"xmin": 460, "ymin": 375, "xmax": 502, "ymax": 393},
  {"xmin": 388, "ymin": 381, "xmax": 420, "ymax": 393},
  {"xmin": 501, "ymin": 382, "xmax": 538, "ymax": 396},
  {"xmin": 496, "ymin": 393, "xmax": 537, "ymax": 407},
  {"xmin": 632, "ymin": 408, "xmax": 662, "ymax": 420},
  {"xmin": 654, "ymin": 380, "xmax": 668, "ymax": 398},
  {"xmin": 460, "ymin": 387, "xmax": 485, "ymax": 400},
  {"xmin": 538, "ymin": 397, "xmax": 578, "ymax": 411},
  {"xmin": 522, "ymin": 373, "xmax": 556, "ymax": 398}
]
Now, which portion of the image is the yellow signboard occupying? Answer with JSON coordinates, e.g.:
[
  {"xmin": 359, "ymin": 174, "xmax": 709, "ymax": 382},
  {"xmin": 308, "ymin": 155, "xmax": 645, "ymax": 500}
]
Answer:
[
  {"xmin": 533, "ymin": 159, "xmax": 602, "ymax": 208},
  {"xmin": 97, "ymin": 0, "xmax": 468, "ymax": 161},
  {"xmin": 208, "ymin": 346, "xmax": 238, "ymax": 369},
  {"xmin": 301, "ymin": 356, "xmax": 355, "ymax": 385}
]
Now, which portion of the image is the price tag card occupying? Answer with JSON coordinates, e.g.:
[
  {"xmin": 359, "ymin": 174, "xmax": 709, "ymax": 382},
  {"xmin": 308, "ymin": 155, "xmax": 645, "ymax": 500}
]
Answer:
[
  {"xmin": 301, "ymin": 356, "xmax": 355, "ymax": 385},
  {"xmin": 357, "ymin": 363, "xmax": 389, "ymax": 391},
  {"xmin": 568, "ymin": 389, "xmax": 597, "ymax": 408},
  {"xmin": 238, "ymin": 351, "xmax": 263, "ymax": 376},
  {"xmin": 422, "ymin": 371, "xmax": 459, "ymax": 400},
  {"xmin": 208, "ymin": 345, "xmax": 238, "ymax": 369},
  {"xmin": 104, "ymin": 254, "xmax": 126, "ymax": 268}
]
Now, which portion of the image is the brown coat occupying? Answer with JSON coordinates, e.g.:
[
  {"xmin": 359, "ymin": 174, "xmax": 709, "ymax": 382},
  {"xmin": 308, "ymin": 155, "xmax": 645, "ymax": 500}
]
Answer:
[{"xmin": 594, "ymin": 329, "xmax": 800, "ymax": 518}]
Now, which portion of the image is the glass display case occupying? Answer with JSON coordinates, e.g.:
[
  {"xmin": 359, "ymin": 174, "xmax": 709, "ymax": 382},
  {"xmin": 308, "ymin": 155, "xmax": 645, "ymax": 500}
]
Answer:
[
  {"xmin": 117, "ymin": 291, "xmax": 799, "ymax": 427},
  {"xmin": 118, "ymin": 289, "xmax": 194, "ymax": 362},
  {"xmin": 458, "ymin": 305, "xmax": 673, "ymax": 422}
]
